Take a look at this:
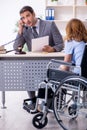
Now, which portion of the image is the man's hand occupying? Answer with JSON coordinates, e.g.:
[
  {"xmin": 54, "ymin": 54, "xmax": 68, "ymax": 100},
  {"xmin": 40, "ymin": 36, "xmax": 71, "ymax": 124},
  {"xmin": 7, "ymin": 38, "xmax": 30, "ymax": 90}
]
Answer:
[
  {"xmin": 42, "ymin": 45, "xmax": 56, "ymax": 52},
  {"xmin": 18, "ymin": 19, "xmax": 24, "ymax": 34}
]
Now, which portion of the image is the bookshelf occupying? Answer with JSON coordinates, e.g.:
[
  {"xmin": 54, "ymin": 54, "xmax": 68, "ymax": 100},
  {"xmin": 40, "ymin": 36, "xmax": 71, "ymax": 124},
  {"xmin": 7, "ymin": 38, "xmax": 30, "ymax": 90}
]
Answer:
[{"xmin": 45, "ymin": 0, "xmax": 87, "ymax": 36}]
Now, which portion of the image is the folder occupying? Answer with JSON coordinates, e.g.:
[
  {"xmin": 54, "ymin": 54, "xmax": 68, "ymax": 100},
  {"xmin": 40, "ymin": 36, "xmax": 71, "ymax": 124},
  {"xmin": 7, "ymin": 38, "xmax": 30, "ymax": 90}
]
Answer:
[
  {"xmin": 45, "ymin": 9, "xmax": 54, "ymax": 20},
  {"xmin": 51, "ymin": 9, "xmax": 54, "ymax": 20},
  {"xmin": 45, "ymin": 9, "xmax": 49, "ymax": 20}
]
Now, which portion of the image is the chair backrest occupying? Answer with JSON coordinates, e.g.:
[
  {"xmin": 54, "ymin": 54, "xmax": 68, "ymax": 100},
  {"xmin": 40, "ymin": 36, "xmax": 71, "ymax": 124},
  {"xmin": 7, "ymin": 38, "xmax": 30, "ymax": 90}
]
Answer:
[{"xmin": 81, "ymin": 45, "xmax": 87, "ymax": 78}]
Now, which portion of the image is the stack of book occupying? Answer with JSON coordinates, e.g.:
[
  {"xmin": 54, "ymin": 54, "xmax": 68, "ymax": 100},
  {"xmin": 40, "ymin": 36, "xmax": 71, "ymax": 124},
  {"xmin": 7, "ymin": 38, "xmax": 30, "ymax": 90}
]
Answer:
[{"xmin": 0, "ymin": 46, "xmax": 6, "ymax": 54}]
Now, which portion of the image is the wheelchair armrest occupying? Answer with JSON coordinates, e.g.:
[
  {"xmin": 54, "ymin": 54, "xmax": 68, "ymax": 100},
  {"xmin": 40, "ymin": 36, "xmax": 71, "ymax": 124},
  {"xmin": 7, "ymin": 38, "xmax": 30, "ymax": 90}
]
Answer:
[
  {"xmin": 47, "ymin": 59, "xmax": 81, "ymax": 76},
  {"xmin": 51, "ymin": 59, "xmax": 75, "ymax": 67}
]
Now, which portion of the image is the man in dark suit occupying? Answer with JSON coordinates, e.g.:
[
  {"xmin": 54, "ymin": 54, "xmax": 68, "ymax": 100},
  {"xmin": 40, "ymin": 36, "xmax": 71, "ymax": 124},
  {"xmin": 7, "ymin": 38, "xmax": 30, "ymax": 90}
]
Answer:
[{"xmin": 13, "ymin": 6, "xmax": 63, "ymax": 110}]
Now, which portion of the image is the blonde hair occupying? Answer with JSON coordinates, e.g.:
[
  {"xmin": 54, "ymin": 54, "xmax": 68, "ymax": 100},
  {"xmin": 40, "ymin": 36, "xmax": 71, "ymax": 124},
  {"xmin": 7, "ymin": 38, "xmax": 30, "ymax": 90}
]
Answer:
[{"xmin": 65, "ymin": 18, "xmax": 87, "ymax": 43}]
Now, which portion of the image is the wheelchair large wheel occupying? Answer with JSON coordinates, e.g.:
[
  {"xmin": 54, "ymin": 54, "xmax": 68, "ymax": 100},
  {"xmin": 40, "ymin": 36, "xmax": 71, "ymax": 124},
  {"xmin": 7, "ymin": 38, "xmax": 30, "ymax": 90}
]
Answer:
[
  {"xmin": 32, "ymin": 113, "xmax": 48, "ymax": 129},
  {"xmin": 53, "ymin": 76, "xmax": 87, "ymax": 130}
]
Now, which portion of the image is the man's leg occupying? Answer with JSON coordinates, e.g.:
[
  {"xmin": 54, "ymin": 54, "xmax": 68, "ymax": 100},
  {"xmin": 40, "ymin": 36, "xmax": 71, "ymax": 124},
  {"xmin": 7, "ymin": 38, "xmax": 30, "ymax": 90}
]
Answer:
[
  {"xmin": 23, "ymin": 91, "xmax": 37, "ymax": 110},
  {"xmin": 27, "ymin": 91, "xmax": 36, "ymax": 104},
  {"xmin": 27, "ymin": 91, "xmax": 35, "ymax": 99}
]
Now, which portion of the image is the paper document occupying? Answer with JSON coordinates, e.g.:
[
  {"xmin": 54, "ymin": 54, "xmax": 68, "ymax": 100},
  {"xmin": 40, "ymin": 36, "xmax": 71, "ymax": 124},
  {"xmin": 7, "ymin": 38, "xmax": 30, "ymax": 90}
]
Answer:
[{"xmin": 32, "ymin": 36, "xmax": 49, "ymax": 52}]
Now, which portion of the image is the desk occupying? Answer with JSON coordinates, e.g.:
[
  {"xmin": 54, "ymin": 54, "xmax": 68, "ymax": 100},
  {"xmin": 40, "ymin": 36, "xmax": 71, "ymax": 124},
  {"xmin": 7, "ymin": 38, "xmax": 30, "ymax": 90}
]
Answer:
[{"xmin": 0, "ymin": 52, "xmax": 64, "ymax": 107}]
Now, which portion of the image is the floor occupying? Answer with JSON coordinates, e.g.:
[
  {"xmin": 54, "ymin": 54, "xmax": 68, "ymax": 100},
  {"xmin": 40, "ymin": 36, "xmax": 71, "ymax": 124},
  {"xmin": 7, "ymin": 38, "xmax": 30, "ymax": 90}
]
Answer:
[{"xmin": 0, "ymin": 91, "xmax": 87, "ymax": 130}]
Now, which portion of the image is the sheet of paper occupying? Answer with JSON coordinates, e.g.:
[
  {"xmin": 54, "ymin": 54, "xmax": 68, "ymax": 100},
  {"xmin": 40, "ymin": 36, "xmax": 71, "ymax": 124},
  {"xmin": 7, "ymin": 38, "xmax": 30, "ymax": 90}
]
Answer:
[{"xmin": 31, "ymin": 36, "xmax": 49, "ymax": 52}]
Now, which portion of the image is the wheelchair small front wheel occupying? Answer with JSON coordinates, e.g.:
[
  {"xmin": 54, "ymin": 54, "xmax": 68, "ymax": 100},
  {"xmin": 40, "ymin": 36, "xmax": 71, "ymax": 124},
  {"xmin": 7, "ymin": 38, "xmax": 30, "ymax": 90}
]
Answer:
[{"xmin": 32, "ymin": 113, "xmax": 48, "ymax": 129}]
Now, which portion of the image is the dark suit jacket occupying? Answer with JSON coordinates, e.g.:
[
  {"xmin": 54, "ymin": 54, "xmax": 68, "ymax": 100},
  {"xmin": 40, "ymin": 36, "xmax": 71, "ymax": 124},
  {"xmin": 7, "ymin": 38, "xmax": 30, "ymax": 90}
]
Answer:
[{"xmin": 13, "ymin": 19, "xmax": 63, "ymax": 52}]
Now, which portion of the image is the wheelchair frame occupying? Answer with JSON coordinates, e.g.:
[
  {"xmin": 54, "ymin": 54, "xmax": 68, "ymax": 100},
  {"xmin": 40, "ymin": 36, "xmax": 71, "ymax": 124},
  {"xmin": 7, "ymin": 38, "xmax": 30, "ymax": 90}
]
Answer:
[
  {"xmin": 31, "ymin": 58, "xmax": 87, "ymax": 130},
  {"xmin": 32, "ymin": 45, "xmax": 87, "ymax": 130}
]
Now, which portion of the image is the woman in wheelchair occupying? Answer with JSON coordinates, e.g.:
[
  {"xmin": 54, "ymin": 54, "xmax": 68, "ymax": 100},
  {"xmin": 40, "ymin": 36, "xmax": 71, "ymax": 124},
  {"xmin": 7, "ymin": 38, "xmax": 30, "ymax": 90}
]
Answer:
[
  {"xmin": 52, "ymin": 19, "xmax": 87, "ymax": 130},
  {"xmin": 60, "ymin": 18, "xmax": 87, "ymax": 74}
]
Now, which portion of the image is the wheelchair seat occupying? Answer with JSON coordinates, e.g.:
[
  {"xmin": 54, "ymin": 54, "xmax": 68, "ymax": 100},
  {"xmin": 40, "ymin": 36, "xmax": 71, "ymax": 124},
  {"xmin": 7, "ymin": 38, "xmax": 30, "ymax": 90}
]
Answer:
[{"xmin": 47, "ymin": 68, "xmax": 77, "ymax": 82}]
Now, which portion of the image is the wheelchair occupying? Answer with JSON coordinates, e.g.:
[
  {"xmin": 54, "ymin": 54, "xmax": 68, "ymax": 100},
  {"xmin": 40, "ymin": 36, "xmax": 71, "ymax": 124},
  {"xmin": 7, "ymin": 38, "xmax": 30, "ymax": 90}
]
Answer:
[{"xmin": 26, "ymin": 45, "xmax": 87, "ymax": 130}]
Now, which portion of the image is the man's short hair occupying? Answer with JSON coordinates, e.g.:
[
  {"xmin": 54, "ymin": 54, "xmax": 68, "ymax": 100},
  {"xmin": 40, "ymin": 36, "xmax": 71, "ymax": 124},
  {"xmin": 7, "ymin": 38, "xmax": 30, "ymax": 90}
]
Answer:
[{"xmin": 20, "ymin": 6, "xmax": 34, "ymax": 14}]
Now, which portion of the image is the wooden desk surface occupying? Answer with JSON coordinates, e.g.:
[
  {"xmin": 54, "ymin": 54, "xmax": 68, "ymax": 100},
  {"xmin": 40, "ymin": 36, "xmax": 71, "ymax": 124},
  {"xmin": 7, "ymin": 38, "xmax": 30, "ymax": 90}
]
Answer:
[{"xmin": 0, "ymin": 51, "xmax": 65, "ymax": 58}]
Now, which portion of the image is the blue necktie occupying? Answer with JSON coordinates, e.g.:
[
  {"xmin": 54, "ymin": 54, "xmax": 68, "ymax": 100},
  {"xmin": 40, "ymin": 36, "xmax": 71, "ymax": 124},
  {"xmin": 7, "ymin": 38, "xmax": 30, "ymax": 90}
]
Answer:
[{"xmin": 32, "ymin": 26, "xmax": 38, "ymax": 38}]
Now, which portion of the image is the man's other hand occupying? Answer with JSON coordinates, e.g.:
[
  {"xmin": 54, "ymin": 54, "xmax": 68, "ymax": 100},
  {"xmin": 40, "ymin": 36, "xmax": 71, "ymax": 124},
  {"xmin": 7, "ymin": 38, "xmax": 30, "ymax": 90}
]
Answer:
[{"xmin": 42, "ymin": 45, "xmax": 56, "ymax": 52}]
